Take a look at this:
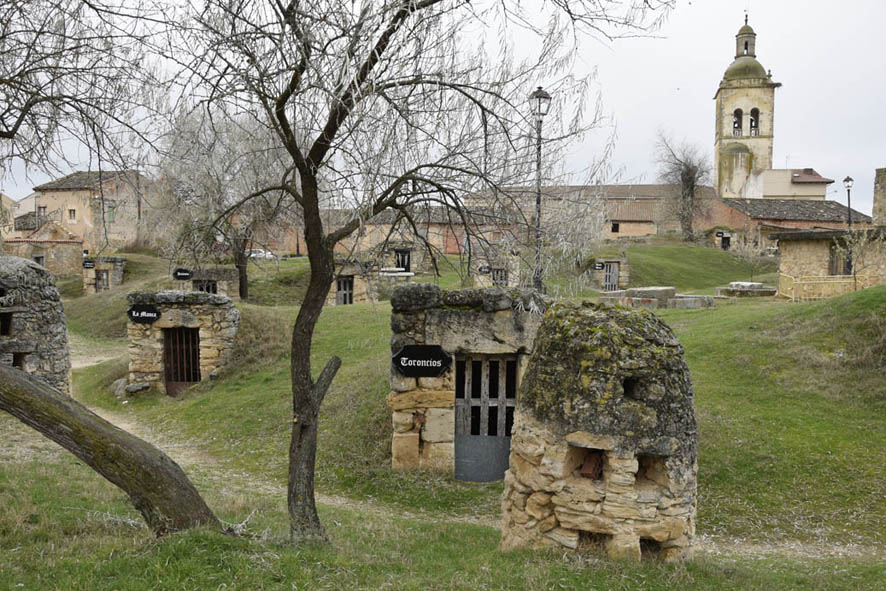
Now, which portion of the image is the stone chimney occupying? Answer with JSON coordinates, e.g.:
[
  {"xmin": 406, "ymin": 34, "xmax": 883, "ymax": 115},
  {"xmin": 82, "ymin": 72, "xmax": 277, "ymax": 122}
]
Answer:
[{"xmin": 874, "ymin": 168, "xmax": 886, "ymax": 227}]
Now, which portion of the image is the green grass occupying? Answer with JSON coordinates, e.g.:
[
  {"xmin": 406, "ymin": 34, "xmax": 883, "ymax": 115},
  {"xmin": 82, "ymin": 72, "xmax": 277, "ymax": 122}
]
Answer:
[{"xmin": 624, "ymin": 244, "xmax": 777, "ymax": 293}]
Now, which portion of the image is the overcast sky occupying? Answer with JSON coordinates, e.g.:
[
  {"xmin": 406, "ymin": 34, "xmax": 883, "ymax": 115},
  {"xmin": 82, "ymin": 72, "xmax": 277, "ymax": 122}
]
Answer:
[
  {"xmin": 3, "ymin": 1, "xmax": 884, "ymax": 215},
  {"xmin": 574, "ymin": 0, "xmax": 885, "ymax": 214}
]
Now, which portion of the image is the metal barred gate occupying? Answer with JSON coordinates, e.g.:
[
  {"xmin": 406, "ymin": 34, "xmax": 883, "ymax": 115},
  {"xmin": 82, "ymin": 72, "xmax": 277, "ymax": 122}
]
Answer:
[
  {"xmin": 454, "ymin": 355, "xmax": 518, "ymax": 482},
  {"xmin": 163, "ymin": 327, "xmax": 201, "ymax": 396}
]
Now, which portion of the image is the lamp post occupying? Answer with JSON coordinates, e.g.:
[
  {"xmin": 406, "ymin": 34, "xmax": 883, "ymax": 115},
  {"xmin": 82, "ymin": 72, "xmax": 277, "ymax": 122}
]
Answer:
[
  {"xmin": 529, "ymin": 86, "xmax": 551, "ymax": 292},
  {"xmin": 843, "ymin": 176, "xmax": 854, "ymax": 229}
]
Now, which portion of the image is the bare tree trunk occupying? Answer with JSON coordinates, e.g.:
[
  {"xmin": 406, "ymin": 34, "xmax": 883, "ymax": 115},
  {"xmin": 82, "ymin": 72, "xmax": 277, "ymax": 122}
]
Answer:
[
  {"xmin": 232, "ymin": 235, "xmax": 250, "ymax": 300},
  {"xmin": 287, "ymin": 179, "xmax": 340, "ymax": 543},
  {"xmin": 680, "ymin": 168, "xmax": 696, "ymax": 242},
  {"xmin": 0, "ymin": 366, "xmax": 219, "ymax": 534}
]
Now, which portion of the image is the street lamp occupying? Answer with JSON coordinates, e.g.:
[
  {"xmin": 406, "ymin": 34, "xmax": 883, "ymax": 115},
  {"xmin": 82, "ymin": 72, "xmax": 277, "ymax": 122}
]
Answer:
[
  {"xmin": 529, "ymin": 86, "xmax": 551, "ymax": 292},
  {"xmin": 843, "ymin": 176, "xmax": 854, "ymax": 228}
]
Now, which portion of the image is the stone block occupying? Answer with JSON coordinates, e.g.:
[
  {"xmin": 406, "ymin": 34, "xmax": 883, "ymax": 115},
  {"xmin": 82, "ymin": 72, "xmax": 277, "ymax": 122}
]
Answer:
[
  {"xmin": 421, "ymin": 408, "xmax": 454, "ymax": 443},
  {"xmin": 543, "ymin": 527, "xmax": 580, "ymax": 549},
  {"xmin": 418, "ymin": 376, "xmax": 446, "ymax": 390},
  {"xmin": 537, "ymin": 515, "xmax": 558, "ymax": 533},
  {"xmin": 390, "ymin": 371, "xmax": 417, "ymax": 393},
  {"xmin": 539, "ymin": 443, "xmax": 584, "ymax": 479},
  {"xmin": 482, "ymin": 288, "xmax": 512, "ymax": 312},
  {"xmin": 626, "ymin": 286, "xmax": 676, "ymax": 305},
  {"xmin": 565, "ymin": 431, "xmax": 617, "ymax": 450},
  {"xmin": 509, "ymin": 453, "xmax": 556, "ymax": 491},
  {"xmin": 525, "ymin": 492, "xmax": 553, "ymax": 520},
  {"xmin": 667, "ymin": 298, "xmax": 702, "ymax": 310},
  {"xmin": 606, "ymin": 534, "xmax": 641, "ymax": 561},
  {"xmin": 554, "ymin": 507, "xmax": 616, "ymax": 534},
  {"xmin": 392, "ymin": 411, "xmax": 415, "ymax": 433},
  {"xmin": 392, "ymin": 432, "xmax": 420, "ymax": 469},
  {"xmin": 634, "ymin": 517, "xmax": 687, "ymax": 542},
  {"xmin": 419, "ymin": 441, "xmax": 454, "ymax": 470},
  {"xmin": 630, "ymin": 297, "xmax": 658, "ymax": 309},
  {"xmin": 390, "ymin": 283, "xmax": 441, "ymax": 312},
  {"xmin": 387, "ymin": 390, "xmax": 454, "ymax": 410}
]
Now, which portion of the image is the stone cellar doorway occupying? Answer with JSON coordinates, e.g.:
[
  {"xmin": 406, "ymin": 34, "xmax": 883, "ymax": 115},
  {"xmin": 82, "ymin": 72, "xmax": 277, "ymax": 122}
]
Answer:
[
  {"xmin": 454, "ymin": 354, "xmax": 518, "ymax": 482},
  {"xmin": 603, "ymin": 262, "xmax": 620, "ymax": 292},
  {"xmin": 163, "ymin": 327, "xmax": 201, "ymax": 396},
  {"xmin": 336, "ymin": 275, "xmax": 354, "ymax": 305},
  {"xmin": 95, "ymin": 269, "xmax": 110, "ymax": 291}
]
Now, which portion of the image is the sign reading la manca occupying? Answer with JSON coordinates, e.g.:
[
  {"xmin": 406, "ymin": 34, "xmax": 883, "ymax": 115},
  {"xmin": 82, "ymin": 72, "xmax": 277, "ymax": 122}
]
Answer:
[
  {"xmin": 392, "ymin": 345, "xmax": 452, "ymax": 378},
  {"xmin": 127, "ymin": 303, "xmax": 161, "ymax": 324}
]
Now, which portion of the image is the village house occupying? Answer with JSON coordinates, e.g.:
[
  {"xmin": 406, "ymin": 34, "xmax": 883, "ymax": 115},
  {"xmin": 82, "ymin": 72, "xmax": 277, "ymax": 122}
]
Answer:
[
  {"xmin": 2, "ymin": 221, "xmax": 84, "ymax": 276},
  {"xmin": 11, "ymin": 170, "xmax": 154, "ymax": 253}
]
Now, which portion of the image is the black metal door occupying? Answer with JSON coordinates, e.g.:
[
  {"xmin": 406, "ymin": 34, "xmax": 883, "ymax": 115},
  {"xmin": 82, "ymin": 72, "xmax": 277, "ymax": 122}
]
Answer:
[
  {"xmin": 164, "ymin": 327, "xmax": 200, "ymax": 396},
  {"xmin": 454, "ymin": 355, "xmax": 518, "ymax": 482},
  {"xmin": 721, "ymin": 236, "xmax": 731, "ymax": 250},
  {"xmin": 603, "ymin": 262, "xmax": 619, "ymax": 292}
]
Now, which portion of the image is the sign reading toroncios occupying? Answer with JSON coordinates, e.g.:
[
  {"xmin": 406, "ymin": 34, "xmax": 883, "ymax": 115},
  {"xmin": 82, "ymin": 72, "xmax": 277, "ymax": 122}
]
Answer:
[{"xmin": 392, "ymin": 345, "xmax": 452, "ymax": 378}]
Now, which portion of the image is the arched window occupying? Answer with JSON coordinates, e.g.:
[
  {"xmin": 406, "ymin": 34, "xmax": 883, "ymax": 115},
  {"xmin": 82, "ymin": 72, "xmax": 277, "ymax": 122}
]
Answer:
[
  {"xmin": 733, "ymin": 109, "xmax": 743, "ymax": 137},
  {"xmin": 744, "ymin": 41, "xmax": 749, "ymax": 55},
  {"xmin": 750, "ymin": 108, "xmax": 760, "ymax": 136}
]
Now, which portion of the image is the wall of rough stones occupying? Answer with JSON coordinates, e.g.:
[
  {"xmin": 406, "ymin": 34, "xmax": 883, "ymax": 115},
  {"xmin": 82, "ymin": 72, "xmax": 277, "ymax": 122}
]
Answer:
[
  {"xmin": 127, "ymin": 291, "xmax": 240, "ymax": 394},
  {"xmin": 0, "ymin": 256, "xmax": 72, "ymax": 394},
  {"xmin": 500, "ymin": 302, "xmax": 697, "ymax": 561},
  {"xmin": 83, "ymin": 256, "xmax": 126, "ymax": 293},
  {"xmin": 184, "ymin": 266, "xmax": 239, "ymax": 301},
  {"xmin": 388, "ymin": 283, "xmax": 547, "ymax": 471}
]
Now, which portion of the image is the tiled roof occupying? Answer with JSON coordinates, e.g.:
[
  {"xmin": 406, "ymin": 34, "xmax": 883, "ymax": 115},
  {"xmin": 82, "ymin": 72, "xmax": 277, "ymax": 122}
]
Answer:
[
  {"xmin": 34, "ymin": 170, "xmax": 146, "ymax": 192},
  {"xmin": 786, "ymin": 168, "xmax": 834, "ymax": 184},
  {"xmin": 722, "ymin": 198, "xmax": 871, "ymax": 223},
  {"xmin": 769, "ymin": 228, "xmax": 886, "ymax": 241}
]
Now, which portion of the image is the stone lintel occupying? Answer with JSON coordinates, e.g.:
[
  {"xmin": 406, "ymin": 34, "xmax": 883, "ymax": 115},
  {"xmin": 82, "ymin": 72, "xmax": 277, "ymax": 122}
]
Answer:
[{"xmin": 386, "ymin": 389, "xmax": 454, "ymax": 410}]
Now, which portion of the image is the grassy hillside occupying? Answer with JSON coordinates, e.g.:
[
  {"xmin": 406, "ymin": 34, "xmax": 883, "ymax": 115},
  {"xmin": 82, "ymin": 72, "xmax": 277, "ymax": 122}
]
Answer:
[{"xmin": 625, "ymin": 244, "xmax": 777, "ymax": 292}]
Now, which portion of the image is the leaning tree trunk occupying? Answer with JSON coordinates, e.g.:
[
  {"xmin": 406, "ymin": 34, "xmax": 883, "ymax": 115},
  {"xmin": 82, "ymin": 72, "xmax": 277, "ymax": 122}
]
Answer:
[
  {"xmin": 0, "ymin": 366, "xmax": 219, "ymax": 534},
  {"xmin": 286, "ymin": 182, "xmax": 340, "ymax": 544}
]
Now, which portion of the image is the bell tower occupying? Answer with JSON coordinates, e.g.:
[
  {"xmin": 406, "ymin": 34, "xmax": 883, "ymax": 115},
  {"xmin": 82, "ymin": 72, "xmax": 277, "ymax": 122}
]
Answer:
[{"xmin": 714, "ymin": 17, "xmax": 781, "ymax": 198}]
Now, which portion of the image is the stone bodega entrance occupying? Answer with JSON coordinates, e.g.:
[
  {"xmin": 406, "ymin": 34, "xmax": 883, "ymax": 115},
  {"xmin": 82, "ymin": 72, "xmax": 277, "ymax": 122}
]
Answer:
[{"xmin": 163, "ymin": 327, "xmax": 201, "ymax": 396}]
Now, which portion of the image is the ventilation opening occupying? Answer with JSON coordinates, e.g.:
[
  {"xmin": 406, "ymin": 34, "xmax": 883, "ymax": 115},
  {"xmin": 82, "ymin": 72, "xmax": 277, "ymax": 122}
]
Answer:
[
  {"xmin": 193, "ymin": 279, "xmax": 218, "ymax": 294},
  {"xmin": 578, "ymin": 531, "xmax": 611, "ymax": 551},
  {"xmin": 0, "ymin": 313, "xmax": 12, "ymax": 336},
  {"xmin": 579, "ymin": 449, "xmax": 605, "ymax": 481},
  {"xmin": 12, "ymin": 352, "xmax": 26, "ymax": 369},
  {"xmin": 623, "ymin": 377, "xmax": 640, "ymax": 400},
  {"xmin": 636, "ymin": 454, "xmax": 669, "ymax": 487},
  {"xmin": 640, "ymin": 538, "xmax": 663, "ymax": 559},
  {"xmin": 0, "ymin": 287, "xmax": 6, "ymax": 298}
]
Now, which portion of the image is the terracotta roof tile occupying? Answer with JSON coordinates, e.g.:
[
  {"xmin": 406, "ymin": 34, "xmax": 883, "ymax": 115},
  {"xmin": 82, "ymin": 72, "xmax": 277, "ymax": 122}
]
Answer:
[{"xmin": 722, "ymin": 198, "xmax": 870, "ymax": 223}]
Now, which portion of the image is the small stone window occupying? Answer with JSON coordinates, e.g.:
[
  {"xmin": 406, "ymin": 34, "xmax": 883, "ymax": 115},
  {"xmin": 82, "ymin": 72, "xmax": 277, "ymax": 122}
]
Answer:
[
  {"xmin": 193, "ymin": 279, "xmax": 218, "ymax": 294},
  {"xmin": 12, "ymin": 352, "xmax": 26, "ymax": 369},
  {"xmin": 640, "ymin": 538, "xmax": 663, "ymax": 559},
  {"xmin": 611, "ymin": 222, "xmax": 620, "ymax": 233},
  {"xmin": 0, "ymin": 312, "xmax": 12, "ymax": 336},
  {"xmin": 37, "ymin": 206, "xmax": 47, "ymax": 216},
  {"xmin": 622, "ymin": 376, "xmax": 640, "ymax": 400},
  {"xmin": 33, "ymin": 255, "xmax": 45, "ymax": 267},
  {"xmin": 68, "ymin": 208, "xmax": 77, "ymax": 221},
  {"xmin": 636, "ymin": 454, "xmax": 668, "ymax": 487}
]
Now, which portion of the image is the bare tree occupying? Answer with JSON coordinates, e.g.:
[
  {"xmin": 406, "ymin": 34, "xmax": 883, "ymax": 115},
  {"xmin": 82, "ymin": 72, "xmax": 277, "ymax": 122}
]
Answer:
[
  {"xmin": 655, "ymin": 132, "xmax": 711, "ymax": 242},
  {"xmin": 145, "ymin": 0, "xmax": 674, "ymax": 543},
  {"xmin": 157, "ymin": 108, "xmax": 296, "ymax": 299}
]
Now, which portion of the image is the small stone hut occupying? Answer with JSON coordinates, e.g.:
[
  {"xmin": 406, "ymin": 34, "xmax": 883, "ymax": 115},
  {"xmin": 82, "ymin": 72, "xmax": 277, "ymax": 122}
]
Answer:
[
  {"xmin": 83, "ymin": 256, "xmax": 126, "ymax": 293},
  {"xmin": 501, "ymin": 302, "xmax": 697, "ymax": 561},
  {"xmin": 0, "ymin": 256, "xmax": 72, "ymax": 394},
  {"xmin": 127, "ymin": 291, "xmax": 240, "ymax": 395},
  {"xmin": 183, "ymin": 266, "xmax": 240, "ymax": 301},
  {"xmin": 589, "ymin": 256, "xmax": 629, "ymax": 292},
  {"xmin": 471, "ymin": 248, "xmax": 521, "ymax": 288},
  {"xmin": 327, "ymin": 259, "xmax": 377, "ymax": 306},
  {"xmin": 388, "ymin": 283, "xmax": 548, "ymax": 480}
]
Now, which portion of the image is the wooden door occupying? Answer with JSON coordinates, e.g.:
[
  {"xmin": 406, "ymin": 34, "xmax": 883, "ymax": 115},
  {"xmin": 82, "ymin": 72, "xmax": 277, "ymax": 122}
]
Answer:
[
  {"xmin": 336, "ymin": 276, "xmax": 354, "ymax": 305},
  {"xmin": 603, "ymin": 262, "xmax": 619, "ymax": 292},
  {"xmin": 163, "ymin": 327, "xmax": 201, "ymax": 396},
  {"xmin": 95, "ymin": 270, "xmax": 109, "ymax": 291},
  {"xmin": 454, "ymin": 355, "xmax": 518, "ymax": 482}
]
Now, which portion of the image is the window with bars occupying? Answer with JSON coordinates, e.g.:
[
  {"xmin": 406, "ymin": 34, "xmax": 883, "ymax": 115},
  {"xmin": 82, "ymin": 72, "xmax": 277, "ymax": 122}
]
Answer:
[
  {"xmin": 491, "ymin": 268, "xmax": 508, "ymax": 286},
  {"xmin": 454, "ymin": 355, "xmax": 518, "ymax": 438},
  {"xmin": 193, "ymin": 279, "xmax": 218, "ymax": 294},
  {"xmin": 336, "ymin": 275, "xmax": 354, "ymax": 305},
  {"xmin": 394, "ymin": 249, "xmax": 411, "ymax": 272}
]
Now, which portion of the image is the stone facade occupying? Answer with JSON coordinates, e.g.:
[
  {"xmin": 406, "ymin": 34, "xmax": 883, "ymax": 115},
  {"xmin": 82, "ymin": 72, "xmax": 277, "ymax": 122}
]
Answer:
[
  {"xmin": 0, "ymin": 256, "xmax": 72, "ymax": 394},
  {"xmin": 179, "ymin": 266, "xmax": 239, "ymax": 301},
  {"xmin": 589, "ymin": 256, "xmax": 629, "ymax": 291},
  {"xmin": 874, "ymin": 168, "xmax": 886, "ymax": 228},
  {"xmin": 127, "ymin": 291, "xmax": 240, "ymax": 395},
  {"xmin": 388, "ymin": 283, "xmax": 548, "ymax": 473},
  {"xmin": 500, "ymin": 302, "xmax": 697, "ymax": 561},
  {"xmin": 472, "ymin": 249, "xmax": 521, "ymax": 288},
  {"xmin": 83, "ymin": 256, "xmax": 126, "ymax": 293}
]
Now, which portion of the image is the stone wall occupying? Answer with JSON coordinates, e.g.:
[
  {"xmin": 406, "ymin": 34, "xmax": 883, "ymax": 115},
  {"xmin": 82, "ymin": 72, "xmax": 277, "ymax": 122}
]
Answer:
[
  {"xmin": 874, "ymin": 168, "xmax": 886, "ymax": 228},
  {"xmin": 127, "ymin": 291, "xmax": 240, "ymax": 394},
  {"xmin": 0, "ymin": 256, "xmax": 72, "ymax": 394},
  {"xmin": 600, "ymin": 287, "xmax": 714, "ymax": 310},
  {"xmin": 2, "ymin": 239, "xmax": 83, "ymax": 277},
  {"xmin": 183, "ymin": 266, "xmax": 239, "ymax": 301},
  {"xmin": 388, "ymin": 283, "xmax": 548, "ymax": 472},
  {"xmin": 501, "ymin": 302, "xmax": 697, "ymax": 561},
  {"xmin": 83, "ymin": 256, "xmax": 126, "ymax": 293}
]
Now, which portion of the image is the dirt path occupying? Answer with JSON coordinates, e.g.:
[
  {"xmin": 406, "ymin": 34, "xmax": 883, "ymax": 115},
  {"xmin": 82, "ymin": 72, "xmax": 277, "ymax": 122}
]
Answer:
[{"xmin": 68, "ymin": 333, "xmax": 126, "ymax": 369}]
